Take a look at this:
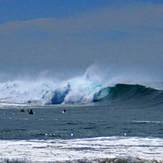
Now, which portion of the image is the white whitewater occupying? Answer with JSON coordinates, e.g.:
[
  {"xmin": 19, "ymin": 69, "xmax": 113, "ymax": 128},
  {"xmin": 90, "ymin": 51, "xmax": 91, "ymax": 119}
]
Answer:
[
  {"xmin": 0, "ymin": 65, "xmax": 162, "ymax": 106},
  {"xmin": 0, "ymin": 73, "xmax": 106, "ymax": 105},
  {"xmin": 0, "ymin": 136, "xmax": 163, "ymax": 162}
]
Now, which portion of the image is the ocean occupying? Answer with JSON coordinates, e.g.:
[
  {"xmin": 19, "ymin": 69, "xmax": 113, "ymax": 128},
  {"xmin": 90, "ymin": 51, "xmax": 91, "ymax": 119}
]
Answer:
[{"xmin": 0, "ymin": 74, "xmax": 163, "ymax": 162}]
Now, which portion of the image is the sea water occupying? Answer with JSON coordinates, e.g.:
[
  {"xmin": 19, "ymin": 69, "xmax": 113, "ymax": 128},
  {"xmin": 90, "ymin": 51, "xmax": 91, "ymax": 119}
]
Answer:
[
  {"xmin": 0, "ymin": 104, "xmax": 163, "ymax": 162},
  {"xmin": 0, "ymin": 72, "xmax": 163, "ymax": 162}
]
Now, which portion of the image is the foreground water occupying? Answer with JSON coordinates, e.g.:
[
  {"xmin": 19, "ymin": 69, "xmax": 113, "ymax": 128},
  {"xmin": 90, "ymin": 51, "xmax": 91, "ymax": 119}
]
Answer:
[
  {"xmin": 1, "ymin": 137, "xmax": 163, "ymax": 162},
  {"xmin": 0, "ymin": 104, "xmax": 162, "ymax": 162}
]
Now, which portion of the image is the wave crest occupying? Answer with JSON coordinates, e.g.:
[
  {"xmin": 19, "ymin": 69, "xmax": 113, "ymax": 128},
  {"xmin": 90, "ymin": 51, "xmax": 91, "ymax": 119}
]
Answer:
[{"xmin": 0, "ymin": 71, "xmax": 162, "ymax": 106}]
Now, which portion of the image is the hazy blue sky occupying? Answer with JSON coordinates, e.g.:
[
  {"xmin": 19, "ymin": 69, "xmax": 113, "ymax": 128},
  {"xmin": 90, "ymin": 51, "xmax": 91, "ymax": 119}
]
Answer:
[
  {"xmin": 0, "ymin": 0, "xmax": 161, "ymax": 23},
  {"xmin": 0, "ymin": 0, "xmax": 163, "ymax": 80}
]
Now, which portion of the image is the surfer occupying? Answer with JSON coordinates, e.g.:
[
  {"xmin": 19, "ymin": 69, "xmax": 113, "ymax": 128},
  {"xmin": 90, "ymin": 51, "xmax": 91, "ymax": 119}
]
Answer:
[
  {"xmin": 20, "ymin": 108, "xmax": 25, "ymax": 112},
  {"xmin": 28, "ymin": 109, "xmax": 34, "ymax": 115},
  {"xmin": 62, "ymin": 109, "xmax": 66, "ymax": 114}
]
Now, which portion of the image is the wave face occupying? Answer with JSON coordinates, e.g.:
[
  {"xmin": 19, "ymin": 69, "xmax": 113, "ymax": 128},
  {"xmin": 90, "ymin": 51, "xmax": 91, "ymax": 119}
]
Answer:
[
  {"xmin": 0, "ymin": 71, "xmax": 162, "ymax": 106},
  {"xmin": 94, "ymin": 84, "xmax": 163, "ymax": 105}
]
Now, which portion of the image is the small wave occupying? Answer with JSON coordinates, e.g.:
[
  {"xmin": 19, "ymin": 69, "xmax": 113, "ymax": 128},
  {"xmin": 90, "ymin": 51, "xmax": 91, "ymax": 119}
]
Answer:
[
  {"xmin": 0, "ymin": 136, "xmax": 163, "ymax": 162},
  {"xmin": 132, "ymin": 120, "xmax": 163, "ymax": 124},
  {"xmin": 2, "ymin": 157, "xmax": 161, "ymax": 163}
]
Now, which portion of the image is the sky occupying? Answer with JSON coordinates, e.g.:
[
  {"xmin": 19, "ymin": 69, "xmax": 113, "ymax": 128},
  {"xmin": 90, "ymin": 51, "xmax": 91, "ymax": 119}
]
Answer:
[{"xmin": 0, "ymin": 0, "xmax": 163, "ymax": 80}]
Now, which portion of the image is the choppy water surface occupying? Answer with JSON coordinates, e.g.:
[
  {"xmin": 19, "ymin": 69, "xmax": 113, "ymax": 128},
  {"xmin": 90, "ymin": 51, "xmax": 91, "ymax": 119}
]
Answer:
[{"xmin": 0, "ymin": 103, "xmax": 162, "ymax": 140}]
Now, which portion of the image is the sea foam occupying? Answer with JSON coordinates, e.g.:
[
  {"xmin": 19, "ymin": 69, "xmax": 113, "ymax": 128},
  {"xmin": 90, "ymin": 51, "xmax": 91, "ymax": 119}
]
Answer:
[{"xmin": 0, "ymin": 136, "xmax": 163, "ymax": 162}]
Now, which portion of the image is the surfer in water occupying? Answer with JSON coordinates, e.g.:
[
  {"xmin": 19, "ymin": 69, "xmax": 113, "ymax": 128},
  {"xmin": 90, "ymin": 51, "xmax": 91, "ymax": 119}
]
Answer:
[{"xmin": 28, "ymin": 109, "xmax": 34, "ymax": 115}]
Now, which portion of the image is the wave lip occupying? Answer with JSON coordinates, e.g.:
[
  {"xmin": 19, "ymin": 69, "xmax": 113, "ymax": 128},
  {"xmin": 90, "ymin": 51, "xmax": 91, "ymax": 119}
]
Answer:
[{"xmin": 0, "ymin": 136, "xmax": 163, "ymax": 162}]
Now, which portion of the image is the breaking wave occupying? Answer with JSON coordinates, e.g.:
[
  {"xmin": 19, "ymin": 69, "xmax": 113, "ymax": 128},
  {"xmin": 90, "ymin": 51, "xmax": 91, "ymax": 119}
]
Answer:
[{"xmin": 0, "ymin": 68, "xmax": 162, "ymax": 106}]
